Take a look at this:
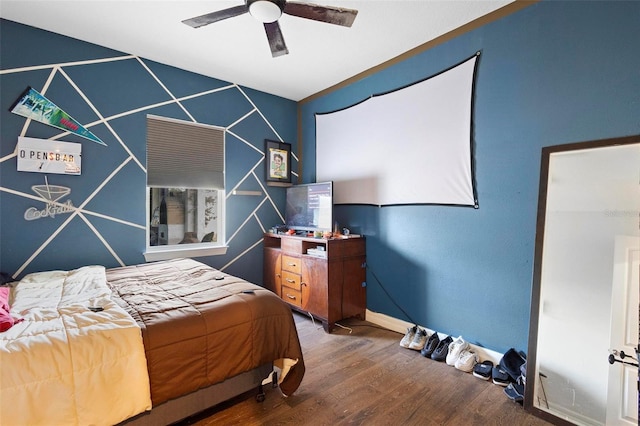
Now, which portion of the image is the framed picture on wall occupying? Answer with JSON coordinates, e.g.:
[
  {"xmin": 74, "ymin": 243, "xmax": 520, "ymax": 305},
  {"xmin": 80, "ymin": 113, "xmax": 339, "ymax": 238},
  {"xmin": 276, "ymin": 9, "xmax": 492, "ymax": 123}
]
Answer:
[{"xmin": 265, "ymin": 139, "xmax": 292, "ymax": 186}]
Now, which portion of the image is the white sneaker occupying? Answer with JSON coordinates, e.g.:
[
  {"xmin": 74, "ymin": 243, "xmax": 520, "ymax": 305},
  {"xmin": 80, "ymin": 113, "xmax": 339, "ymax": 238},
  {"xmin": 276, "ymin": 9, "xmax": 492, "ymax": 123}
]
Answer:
[
  {"xmin": 455, "ymin": 349, "xmax": 478, "ymax": 372},
  {"xmin": 400, "ymin": 325, "xmax": 417, "ymax": 348},
  {"xmin": 446, "ymin": 336, "xmax": 469, "ymax": 366},
  {"xmin": 408, "ymin": 328, "xmax": 428, "ymax": 350}
]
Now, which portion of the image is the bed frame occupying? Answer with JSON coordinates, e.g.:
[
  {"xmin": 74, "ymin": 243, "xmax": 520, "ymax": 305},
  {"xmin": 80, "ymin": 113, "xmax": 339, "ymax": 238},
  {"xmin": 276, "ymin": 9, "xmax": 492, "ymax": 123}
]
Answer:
[{"xmin": 119, "ymin": 364, "xmax": 274, "ymax": 425}]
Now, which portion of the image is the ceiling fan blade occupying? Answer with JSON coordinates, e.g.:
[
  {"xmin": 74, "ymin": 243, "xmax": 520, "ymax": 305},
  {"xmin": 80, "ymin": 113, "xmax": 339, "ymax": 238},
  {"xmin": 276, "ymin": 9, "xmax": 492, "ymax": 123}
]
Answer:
[
  {"xmin": 182, "ymin": 5, "xmax": 248, "ymax": 28},
  {"xmin": 283, "ymin": 2, "xmax": 357, "ymax": 27},
  {"xmin": 264, "ymin": 21, "xmax": 289, "ymax": 57}
]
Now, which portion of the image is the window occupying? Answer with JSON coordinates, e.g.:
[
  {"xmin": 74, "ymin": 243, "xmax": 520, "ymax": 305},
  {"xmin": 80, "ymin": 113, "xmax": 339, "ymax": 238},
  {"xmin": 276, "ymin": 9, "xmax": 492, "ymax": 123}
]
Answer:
[{"xmin": 144, "ymin": 115, "xmax": 226, "ymax": 262}]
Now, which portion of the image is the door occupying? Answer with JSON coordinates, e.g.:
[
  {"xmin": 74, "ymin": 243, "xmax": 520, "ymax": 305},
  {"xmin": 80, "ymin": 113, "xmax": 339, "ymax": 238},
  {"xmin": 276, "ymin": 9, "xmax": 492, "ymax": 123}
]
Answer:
[{"xmin": 607, "ymin": 235, "xmax": 639, "ymax": 425}]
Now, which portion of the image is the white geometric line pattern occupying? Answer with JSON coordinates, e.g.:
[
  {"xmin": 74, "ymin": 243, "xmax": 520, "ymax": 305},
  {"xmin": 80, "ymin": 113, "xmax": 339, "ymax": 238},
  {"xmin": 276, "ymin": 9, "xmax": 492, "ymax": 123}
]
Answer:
[{"xmin": 1, "ymin": 51, "xmax": 291, "ymax": 278}]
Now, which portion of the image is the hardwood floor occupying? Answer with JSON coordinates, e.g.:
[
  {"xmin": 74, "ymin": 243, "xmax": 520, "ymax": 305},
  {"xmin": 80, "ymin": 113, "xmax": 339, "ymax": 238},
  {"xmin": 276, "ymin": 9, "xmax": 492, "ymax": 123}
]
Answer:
[{"xmin": 181, "ymin": 312, "xmax": 551, "ymax": 426}]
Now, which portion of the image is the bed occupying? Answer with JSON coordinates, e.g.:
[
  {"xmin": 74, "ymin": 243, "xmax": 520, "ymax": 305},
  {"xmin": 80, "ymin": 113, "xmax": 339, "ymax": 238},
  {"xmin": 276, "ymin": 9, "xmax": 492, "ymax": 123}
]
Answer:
[{"xmin": 0, "ymin": 258, "xmax": 305, "ymax": 426}]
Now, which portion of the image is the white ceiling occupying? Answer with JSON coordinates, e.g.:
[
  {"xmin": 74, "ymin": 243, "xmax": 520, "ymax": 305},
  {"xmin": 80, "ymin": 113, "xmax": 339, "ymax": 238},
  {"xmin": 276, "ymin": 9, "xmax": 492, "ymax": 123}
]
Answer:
[{"xmin": 0, "ymin": 0, "xmax": 514, "ymax": 101}]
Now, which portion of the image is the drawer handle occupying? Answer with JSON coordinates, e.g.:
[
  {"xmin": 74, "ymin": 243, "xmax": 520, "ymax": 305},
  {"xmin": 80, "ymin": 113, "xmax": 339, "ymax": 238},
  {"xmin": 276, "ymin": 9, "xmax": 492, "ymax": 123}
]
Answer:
[
  {"xmin": 287, "ymin": 262, "xmax": 297, "ymax": 267},
  {"xmin": 285, "ymin": 278, "xmax": 296, "ymax": 283},
  {"xmin": 286, "ymin": 294, "xmax": 296, "ymax": 300}
]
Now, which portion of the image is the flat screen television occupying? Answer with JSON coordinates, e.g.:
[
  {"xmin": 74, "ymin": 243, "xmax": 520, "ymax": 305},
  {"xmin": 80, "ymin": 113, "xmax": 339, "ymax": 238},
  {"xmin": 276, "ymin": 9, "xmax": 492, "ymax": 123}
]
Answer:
[{"xmin": 285, "ymin": 182, "xmax": 333, "ymax": 233}]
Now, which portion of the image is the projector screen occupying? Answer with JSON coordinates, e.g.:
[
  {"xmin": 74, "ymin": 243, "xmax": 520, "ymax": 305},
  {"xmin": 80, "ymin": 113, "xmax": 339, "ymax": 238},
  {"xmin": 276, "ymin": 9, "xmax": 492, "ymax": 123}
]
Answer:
[{"xmin": 315, "ymin": 54, "xmax": 479, "ymax": 207}]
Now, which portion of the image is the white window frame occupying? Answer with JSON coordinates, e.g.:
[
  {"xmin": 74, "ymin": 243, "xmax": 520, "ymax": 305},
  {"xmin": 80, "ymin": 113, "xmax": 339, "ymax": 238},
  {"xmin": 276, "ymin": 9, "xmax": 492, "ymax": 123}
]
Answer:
[{"xmin": 143, "ymin": 188, "xmax": 226, "ymax": 262}]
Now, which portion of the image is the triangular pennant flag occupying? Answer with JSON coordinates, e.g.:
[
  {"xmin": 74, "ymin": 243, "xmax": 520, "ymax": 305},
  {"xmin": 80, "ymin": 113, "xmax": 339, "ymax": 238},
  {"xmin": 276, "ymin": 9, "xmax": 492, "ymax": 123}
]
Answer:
[{"xmin": 10, "ymin": 87, "xmax": 106, "ymax": 146}]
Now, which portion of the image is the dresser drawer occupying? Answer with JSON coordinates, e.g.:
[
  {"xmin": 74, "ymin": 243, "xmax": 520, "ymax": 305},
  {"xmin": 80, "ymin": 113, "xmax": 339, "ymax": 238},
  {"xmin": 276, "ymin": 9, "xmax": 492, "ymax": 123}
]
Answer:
[
  {"xmin": 281, "ymin": 270, "xmax": 301, "ymax": 290},
  {"xmin": 281, "ymin": 287, "xmax": 302, "ymax": 308},
  {"xmin": 281, "ymin": 255, "xmax": 301, "ymax": 274}
]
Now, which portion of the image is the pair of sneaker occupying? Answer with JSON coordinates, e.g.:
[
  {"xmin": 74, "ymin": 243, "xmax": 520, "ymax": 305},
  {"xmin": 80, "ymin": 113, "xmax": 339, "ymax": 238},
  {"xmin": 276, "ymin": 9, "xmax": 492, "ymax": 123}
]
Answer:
[
  {"xmin": 420, "ymin": 332, "xmax": 440, "ymax": 357},
  {"xmin": 446, "ymin": 336, "xmax": 478, "ymax": 372},
  {"xmin": 455, "ymin": 349, "xmax": 478, "ymax": 372},
  {"xmin": 445, "ymin": 336, "xmax": 469, "ymax": 366},
  {"xmin": 399, "ymin": 325, "xmax": 417, "ymax": 348},
  {"xmin": 430, "ymin": 335, "xmax": 453, "ymax": 361},
  {"xmin": 399, "ymin": 325, "xmax": 429, "ymax": 350}
]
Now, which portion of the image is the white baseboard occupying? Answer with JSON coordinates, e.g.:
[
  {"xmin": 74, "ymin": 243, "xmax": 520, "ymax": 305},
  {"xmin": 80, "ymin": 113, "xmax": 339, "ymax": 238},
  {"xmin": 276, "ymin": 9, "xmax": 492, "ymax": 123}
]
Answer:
[{"xmin": 365, "ymin": 309, "xmax": 504, "ymax": 364}]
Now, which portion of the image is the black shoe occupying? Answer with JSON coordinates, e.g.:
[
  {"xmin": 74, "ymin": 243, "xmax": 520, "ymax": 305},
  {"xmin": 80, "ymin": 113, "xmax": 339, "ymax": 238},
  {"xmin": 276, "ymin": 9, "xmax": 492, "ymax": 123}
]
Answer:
[
  {"xmin": 473, "ymin": 360, "xmax": 494, "ymax": 380},
  {"xmin": 421, "ymin": 332, "xmax": 440, "ymax": 357},
  {"xmin": 504, "ymin": 382, "xmax": 525, "ymax": 403},
  {"xmin": 499, "ymin": 348, "xmax": 526, "ymax": 382},
  {"xmin": 492, "ymin": 366, "xmax": 510, "ymax": 386},
  {"xmin": 430, "ymin": 335, "xmax": 453, "ymax": 361}
]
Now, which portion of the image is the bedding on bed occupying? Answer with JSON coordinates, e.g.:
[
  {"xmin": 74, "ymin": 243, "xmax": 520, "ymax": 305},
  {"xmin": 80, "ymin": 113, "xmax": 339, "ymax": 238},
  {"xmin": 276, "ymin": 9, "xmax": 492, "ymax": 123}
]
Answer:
[
  {"xmin": 105, "ymin": 258, "xmax": 305, "ymax": 406},
  {"xmin": 0, "ymin": 266, "xmax": 152, "ymax": 426}
]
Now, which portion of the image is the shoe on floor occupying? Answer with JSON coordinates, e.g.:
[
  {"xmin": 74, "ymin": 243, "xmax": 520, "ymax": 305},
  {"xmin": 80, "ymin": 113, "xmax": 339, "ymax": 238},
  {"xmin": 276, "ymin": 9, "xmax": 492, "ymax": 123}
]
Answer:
[
  {"xmin": 499, "ymin": 348, "xmax": 526, "ymax": 382},
  {"xmin": 408, "ymin": 328, "xmax": 429, "ymax": 350},
  {"xmin": 421, "ymin": 332, "xmax": 440, "ymax": 357},
  {"xmin": 431, "ymin": 335, "xmax": 453, "ymax": 362},
  {"xmin": 504, "ymin": 382, "xmax": 525, "ymax": 403},
  {"xmin": 446, "ymin": 336, "xmax": 469, "ymax": 366},
  {"xmin": 492, "ymin": 366, "xmax": 510, "ymax": 386},
  {"xmin": 455, "ymin": 349, "xmax": 478, "ymax": 372},
  {"xmin": 473, "ymin": 360, "xmax": 494, "ymax": 380},
  {"xmin": 400, "ymin": 325, "xmax": 417, "ymax": 348}
]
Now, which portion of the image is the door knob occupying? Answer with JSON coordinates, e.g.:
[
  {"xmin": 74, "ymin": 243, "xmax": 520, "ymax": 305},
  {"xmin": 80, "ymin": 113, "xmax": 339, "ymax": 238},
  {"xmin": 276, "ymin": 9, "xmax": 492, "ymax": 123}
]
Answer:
[{"xmin": 608, "ymin": 349, "xmax": 639, "ymax": 367}]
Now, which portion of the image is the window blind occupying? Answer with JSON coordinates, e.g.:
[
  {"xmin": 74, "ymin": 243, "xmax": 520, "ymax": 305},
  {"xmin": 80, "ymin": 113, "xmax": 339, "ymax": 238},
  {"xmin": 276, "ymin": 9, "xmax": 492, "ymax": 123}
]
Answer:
[{"xmin": 147, "ymin": 115, "xmax": 225, "ymax": 189}]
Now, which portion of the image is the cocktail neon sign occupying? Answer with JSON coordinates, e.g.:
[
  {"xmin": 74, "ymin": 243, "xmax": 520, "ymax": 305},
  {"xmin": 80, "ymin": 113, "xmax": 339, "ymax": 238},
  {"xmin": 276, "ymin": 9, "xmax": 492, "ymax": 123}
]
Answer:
[{"xmin": 24, "ymin": 177, "xmax": 75, "ymax": 221}]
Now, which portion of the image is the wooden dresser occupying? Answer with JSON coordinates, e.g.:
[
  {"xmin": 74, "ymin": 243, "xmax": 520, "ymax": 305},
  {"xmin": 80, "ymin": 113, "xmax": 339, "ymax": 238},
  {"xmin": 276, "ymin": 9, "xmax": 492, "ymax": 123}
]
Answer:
[{"xmin": 263, "ymin": 233, "xmax": 366, "ymax": 332}]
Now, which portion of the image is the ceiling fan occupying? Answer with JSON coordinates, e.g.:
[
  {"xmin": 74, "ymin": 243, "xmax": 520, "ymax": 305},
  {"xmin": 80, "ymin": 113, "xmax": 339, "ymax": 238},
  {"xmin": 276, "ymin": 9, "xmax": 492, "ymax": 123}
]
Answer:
[{"xmin": 182, "ymin": 0, "xmax": 358, "ymax": 58}]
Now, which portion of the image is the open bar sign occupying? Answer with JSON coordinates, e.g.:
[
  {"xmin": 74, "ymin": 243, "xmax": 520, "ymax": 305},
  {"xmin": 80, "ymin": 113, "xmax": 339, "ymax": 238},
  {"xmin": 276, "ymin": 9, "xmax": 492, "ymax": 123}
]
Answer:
[{"xmin": 17, "ymin": 136, "xmax": 81, "ymax": 175}]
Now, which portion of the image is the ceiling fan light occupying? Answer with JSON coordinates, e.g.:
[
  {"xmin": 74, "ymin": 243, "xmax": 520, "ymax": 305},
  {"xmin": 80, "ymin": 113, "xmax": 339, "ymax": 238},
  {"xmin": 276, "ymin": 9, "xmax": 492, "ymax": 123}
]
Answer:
[{"xmin": 249, "ymin": 1, "xmax": 282, "ymax": 23}]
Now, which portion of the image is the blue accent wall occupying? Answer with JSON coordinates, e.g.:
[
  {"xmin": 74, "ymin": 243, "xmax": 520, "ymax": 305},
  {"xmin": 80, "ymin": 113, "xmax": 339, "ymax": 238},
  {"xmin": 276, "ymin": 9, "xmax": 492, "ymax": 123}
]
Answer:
[
  {"xmin": 0, "ymin": 19, "xmax": 297, "ymax": 285},
  {"xmin": 2, "ymin": 1, "xmax": 639, "ymax": 355},
  {"xmin": 300, "ymin": 1, "xmax": 640, "ymax": 353}
]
